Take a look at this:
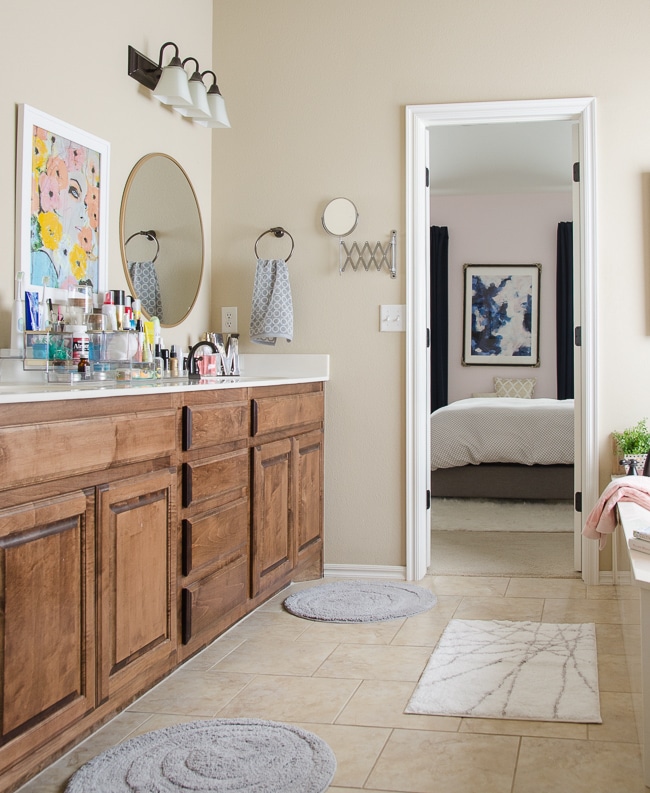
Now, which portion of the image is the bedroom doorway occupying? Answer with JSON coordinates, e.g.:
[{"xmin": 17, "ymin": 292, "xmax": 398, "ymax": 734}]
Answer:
[{"xmin": 405, "ymin": 98, "xmax": 599, "ymax": 585}]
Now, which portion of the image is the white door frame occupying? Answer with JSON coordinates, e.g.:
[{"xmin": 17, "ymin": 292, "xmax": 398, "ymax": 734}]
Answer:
[{"xmin": 405, "ymin": 98, "xmax": 599, "ymax": 585}]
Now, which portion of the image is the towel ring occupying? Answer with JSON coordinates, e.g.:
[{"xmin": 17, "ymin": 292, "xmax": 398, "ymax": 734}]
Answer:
[
  {"xmin": 254, "ymin": 226, "xmax": 294, "ymax": 262},
  {"xmin": 125, "ymin": 229, "xmax": 160, "ymax": 263}
]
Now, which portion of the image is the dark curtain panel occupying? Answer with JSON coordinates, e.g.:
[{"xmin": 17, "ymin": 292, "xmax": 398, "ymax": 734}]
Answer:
[
  {"xmin": 556, "ymin": 221, "xmax": 574, "ymax": 400},
  {"xmin": 430, "ymin": 225, "xmax": 449, "ymax": 412}
]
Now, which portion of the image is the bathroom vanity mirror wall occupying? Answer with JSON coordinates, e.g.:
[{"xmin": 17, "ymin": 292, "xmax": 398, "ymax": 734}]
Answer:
[
  {"xmin": 120, "ymin": 153, "xmax": 204, "ymax": 327},
  {"xmin": 321, "ymin": 197, "xmax": 359, "ymax": 237}
]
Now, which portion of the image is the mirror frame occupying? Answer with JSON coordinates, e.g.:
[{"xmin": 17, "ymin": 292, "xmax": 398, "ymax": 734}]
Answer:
[
  {"xmin": 322, "ymin": 197, "xmax": 359, "ymax": 237},
  {"xmin": 119, "ymin": 152, "xmax": 204, "ymax": 327}
]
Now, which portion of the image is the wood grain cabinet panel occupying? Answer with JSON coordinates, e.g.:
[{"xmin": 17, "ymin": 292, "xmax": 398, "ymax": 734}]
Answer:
[
  {"xmin": 183, "ymin": 449, "xmax": 248, "ymax": 509},
  {"xmin": 182, "ymin": 401, "xmax": 249, "ymax": 452},
  {"xmin": 252, "ymin": 391, "xmax": 324, "ymax": 437},
  {"xmin": 96, "ymin": 468, "xmax": 177, "ymax": 705},
  {"xmin": 251, "ymin": 438, "xmax": 293, "ymax": 597},
  {"xmin": 0, "ymin": 410, "xmax": 176, "ymax": 489},
  {"xmin": 182, "ymin": 498, "xmax": 249, "ymax": 576},
  {"xmin": 294, "ymin": 429, "xmax": 324, "ymax": 575},
  {"xmin": 0, "ymin": 492, "xmax": 94, "ymax": 760}
]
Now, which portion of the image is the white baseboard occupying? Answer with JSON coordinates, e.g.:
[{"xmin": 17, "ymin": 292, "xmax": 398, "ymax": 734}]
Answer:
[
  {"xmin": 324, "ymin": 563, "xmax": 406, "ymax": 580},
  {"xmin": 599, "ymin": 570, "xmax": 633, "ymax": 586}
]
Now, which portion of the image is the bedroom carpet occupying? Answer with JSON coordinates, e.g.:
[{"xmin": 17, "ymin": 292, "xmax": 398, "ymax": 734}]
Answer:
[
  {"xmin": 428, "ymin": 530, "xmax": 577, "ymax": 577},
  {"xmin": 405, "ymin": 619, "xmax": 601, "ymax": 723},
  {"xmin": 431, "ymin": 497, "xmax": 573, "ymax": 532}
]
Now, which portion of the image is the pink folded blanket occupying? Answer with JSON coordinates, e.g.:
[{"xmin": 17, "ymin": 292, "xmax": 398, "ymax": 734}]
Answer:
[{"xmin": 583, "ymin": 476, "xmax": 650, "ymax": 549}]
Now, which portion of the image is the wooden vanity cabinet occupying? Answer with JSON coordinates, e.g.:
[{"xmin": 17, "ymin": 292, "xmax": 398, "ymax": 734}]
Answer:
[
  {"xmin": 250, "ymin": 383, "xmax": 324, "ymax": 601},
  {"xmin": 179, "ymin": 389, "xmax": 251, "ymax": 658},
  {"xmin": 0, "ymin": 395, "xmax": 178, "ymax": 792}
]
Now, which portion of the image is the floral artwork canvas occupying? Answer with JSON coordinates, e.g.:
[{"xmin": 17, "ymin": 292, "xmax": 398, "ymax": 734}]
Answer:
[
  {"xmin": 462, "ymin": 264, "xmax": 540, "ymax": 366},
  {"xmin": 16, "ymin": 105, "xmax": 110, "ymax": 298}
]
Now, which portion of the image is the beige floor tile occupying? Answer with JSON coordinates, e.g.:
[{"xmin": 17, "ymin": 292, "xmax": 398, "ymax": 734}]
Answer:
[
  {"xmin": 211, "ymin": 637, "xmax": 339, "ymax": 676},
  {"xmin": 595, "ymin": 622, "xmax": 628, "ymax": 655},
  {"xmin": 314, "ymin": 643, "xmax": 433, "ymax": 682},
  {"xmin": 296, "ymin": 722, "xmax": 392, "ymax": 789},
  {"xmin": 505, "ymin": 577, "xmax": 586, "ymax": 599},
  {"xmin": 215, "ymin": 674, "xmax": 360, "ymax": 723},
  {"xmin": 221, "ymin": 610, "xmax": 312, "ymax": 641},
  {"xmin": 123, "ymin": 712, "xmax": 212, "ymax": 738},
  {"xmin": 542, "ymin": 598, "xmax": 628, "ymax": 624},
  {"xmin": 336, "ymin": 678, "xmax": 461, "ymax": 732},
  {"xmin": 295, "ymin": 618, "xmax": 405, "ymax": 645},
  {"xmin": 459, "ymin": 715, "xmax": 587, "ymax": 740},
  {"xmin": 180, "ymin": 636, "xmax": 245, "ymax": 671},
  {"xmin": 513, "ymin": 736, "xmax": 645, "ymax": 792},
  {"xmin": 587, "ymin": 583, "xmax": 639, "ymax": 600},
  {"xmin": 588, "ymin": 691, "xmax": 639, "ymax": 743},
  {"xmin": 126, "ymin": 669, "xmax": 252, "ymax": 716},
  {"xmin": 597, "ymin": 652, "xmax": 634, "ymax": 693},
  {"xmin": 366, "ymin": 728, "xmax": 519, "ymax": 793},
  {"xmin": 428, "ymin": 575, "xmax": 509, "ymax": 597},
  {"xmin": 389, "ymin": 613, "xmax": 448, "ymax": 647},
  {"xmin": 454, "ymin": 596, "xmax": 543, "ymax": 621}
]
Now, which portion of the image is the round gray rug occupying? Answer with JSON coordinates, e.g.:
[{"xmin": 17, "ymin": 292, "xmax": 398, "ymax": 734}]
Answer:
[
  {"xmin": 65, "ymin": 718, "xmax": 336, "ymax": 793},
  {"xmin": 283, "ymin": 580, "xmax": 437, "ymax": 622}
]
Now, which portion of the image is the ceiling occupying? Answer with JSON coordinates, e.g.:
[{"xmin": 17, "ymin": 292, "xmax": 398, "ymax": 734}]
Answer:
[{"xmin": 428, "ymin": 120, "xmax": 575, "ymax": 195}]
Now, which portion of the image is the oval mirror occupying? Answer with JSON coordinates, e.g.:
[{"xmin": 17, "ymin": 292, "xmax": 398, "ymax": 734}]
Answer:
[
  {"xmin": 322, "ymin": 197, "xmax": 358, "ymax": 237},
  {"xmin": 120, "ymin": 153, "xmax": 204, "ymax": 327}
]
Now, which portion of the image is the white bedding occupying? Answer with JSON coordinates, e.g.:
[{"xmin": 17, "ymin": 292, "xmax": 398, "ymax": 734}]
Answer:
[{"xmin": 430, "ymin": 397, "xmax": 574, "ymax": 469}]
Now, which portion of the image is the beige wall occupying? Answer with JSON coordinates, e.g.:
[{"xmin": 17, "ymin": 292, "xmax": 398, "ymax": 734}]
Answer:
[
  {"xmin": 212, "ymin": 0, "xmax": 650, "ymax": 568},
  {"xmin": 0, "ymin": 0, "xmax": 214, "ymax": 353},
  {"xmin": 3, "ymin": 2, "xmax": 650, "ymax": 571}
]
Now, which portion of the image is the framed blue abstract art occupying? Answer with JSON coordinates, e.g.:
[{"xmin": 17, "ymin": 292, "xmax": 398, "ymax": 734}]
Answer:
[{"xmin": 462, "ymin": 263, "xmax": 541, "ymax": 366}]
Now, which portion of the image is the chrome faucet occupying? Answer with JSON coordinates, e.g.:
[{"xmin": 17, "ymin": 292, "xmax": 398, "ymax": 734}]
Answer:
[{"xmin": 186, "ymin": 340, "xmax": 218, "ymax": 379}]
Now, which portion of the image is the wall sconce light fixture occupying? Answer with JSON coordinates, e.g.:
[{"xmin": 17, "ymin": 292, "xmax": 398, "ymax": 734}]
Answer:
[{"xmin": 128, "ymin": 42, "xmax": 231, "ymax": 128}]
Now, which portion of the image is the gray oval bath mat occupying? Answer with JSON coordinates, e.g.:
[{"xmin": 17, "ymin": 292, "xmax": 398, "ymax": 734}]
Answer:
[
  {"xmin": 65, "ymin": 718, "xmax": 336, "ymax": 793},
  {"xmin": 283, "ymin": 580, "xmax": 437, "ymax": 622}
]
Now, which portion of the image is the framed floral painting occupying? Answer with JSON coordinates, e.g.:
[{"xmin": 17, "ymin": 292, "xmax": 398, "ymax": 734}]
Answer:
[
  {"xmin": 462, "ymin": 263, "xmax": 541, "ymax": 366},
  {"xmin": 15, "ymin": 104, "xmax": 110, "ymax": 300}
]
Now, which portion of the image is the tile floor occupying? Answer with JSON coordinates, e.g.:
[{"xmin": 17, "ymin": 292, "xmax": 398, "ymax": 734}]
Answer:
[{"xmin": 15, "ymin": 575, "xmax": 647, "ymax": 793}]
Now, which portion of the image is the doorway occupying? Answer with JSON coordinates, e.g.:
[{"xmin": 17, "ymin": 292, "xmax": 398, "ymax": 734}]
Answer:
[{"xmin": 405, "ymin": 98, "xmax": 599, "ymax": 584}]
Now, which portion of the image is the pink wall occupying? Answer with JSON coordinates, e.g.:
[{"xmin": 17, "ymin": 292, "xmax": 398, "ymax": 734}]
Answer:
[{"xmin": 430, "ymin": 192, "xmax": 573, "ymax": 403}]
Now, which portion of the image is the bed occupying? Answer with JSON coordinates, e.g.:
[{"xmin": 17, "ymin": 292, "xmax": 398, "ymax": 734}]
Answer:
[{"xmin": 430, "ymin": 397, "xmax": 575, "ymax": 500}]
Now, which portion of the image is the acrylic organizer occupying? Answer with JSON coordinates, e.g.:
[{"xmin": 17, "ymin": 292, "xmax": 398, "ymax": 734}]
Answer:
[{"xmin": 24, "ymin": 330, "xmax": 156, "ymax": 384}]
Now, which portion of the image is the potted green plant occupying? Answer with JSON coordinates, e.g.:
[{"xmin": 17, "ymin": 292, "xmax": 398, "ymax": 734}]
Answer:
[{"xmin": 612, "ymin": 418, "xmax": 650, "ymax": 474}]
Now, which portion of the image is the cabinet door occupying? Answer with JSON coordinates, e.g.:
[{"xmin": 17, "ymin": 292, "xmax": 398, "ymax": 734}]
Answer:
[
  {"xmin": 293, "ymin": 429, "xmax": 324, "ymax": 577},
  {"xmin": 96, "ymin": 468, "xmax": 177, "ymax": 704},
  {"xmin": 251, "ymin": 438, "xmax": 293, "ymax": 597},
  {"xmin": 0, "ymin": 492, "xmax": 94, "ymax": 755}
]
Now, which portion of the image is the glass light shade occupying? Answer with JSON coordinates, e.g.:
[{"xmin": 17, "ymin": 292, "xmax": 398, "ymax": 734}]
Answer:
[
  {"xmin": 195, "ymin": 90, "xmax": 231, "ymax": 128},
  {"xmin": 152, "ymin": 63, "xmax": 192, "ymax": 107},
  {"xmin": 174, "ymin": 76, "xmax": 211, "ymax": 118}
]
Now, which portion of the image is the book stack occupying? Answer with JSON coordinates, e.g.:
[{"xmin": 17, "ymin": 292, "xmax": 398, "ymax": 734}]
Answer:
[{"xmin": 629, "ymin": 528, "xmax": 650, "ymax": 554}]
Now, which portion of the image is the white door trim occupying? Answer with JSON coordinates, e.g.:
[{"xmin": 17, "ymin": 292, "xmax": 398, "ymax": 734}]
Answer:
[{"xmin": 405, "ymin": 98, "xmax": 599, "ymax": 585}]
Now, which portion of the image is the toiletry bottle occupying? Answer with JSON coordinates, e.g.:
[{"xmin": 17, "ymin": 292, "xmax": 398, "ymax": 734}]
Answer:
[
  {"xmin": 170, "ymin": 345, "xmax": 179, "ymax": 377},
  {"xmin": 11, "ymin": 271, "xmax": 25, "ymax": 354}
]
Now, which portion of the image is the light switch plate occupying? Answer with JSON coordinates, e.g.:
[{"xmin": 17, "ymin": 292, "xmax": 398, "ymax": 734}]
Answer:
[{"xmin": 379, "ymin": 304, "xmax": 405, "ymax": 332}]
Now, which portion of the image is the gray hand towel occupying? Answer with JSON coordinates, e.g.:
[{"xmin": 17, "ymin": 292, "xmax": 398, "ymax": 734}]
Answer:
[
  {"xmin": 250, "ymin": 258, "xmax": 293, "ymax": 345},
  {"xmin": 128, "ymin": 260, "xmax": 164, "ymax": 322}
]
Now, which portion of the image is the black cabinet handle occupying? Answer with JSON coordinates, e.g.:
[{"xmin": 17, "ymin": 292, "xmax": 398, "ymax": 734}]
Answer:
[
  {"xmin": 251, "ymin": 400, "xmax": 258, "ymax": 436},
  {"xmin": 182, "ymin": 406, "xmax": 192, "ymax": 450},
  {"xmin": 181, "ymin": 589, "xmax": 192, "ymax": 644},
  {"xmin": 182, "ymin": 462, "xmax": 192, "ymax": 507},
  {"xmin": 182, "ymin": 519, "xmax": 192, "ymax": 576}
]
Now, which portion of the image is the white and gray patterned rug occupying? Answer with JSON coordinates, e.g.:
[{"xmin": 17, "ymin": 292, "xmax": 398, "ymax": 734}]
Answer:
[
  {"xmin": 284, "ymin": 580, "xmax": 437, "ymax": 622},
  {"xmin": 406, "ymin": 619, "xmax": 601, "ymax": 723},
  {"xmin": 64, "ymin": 718, "xmax": 336, "ymax": 793}
]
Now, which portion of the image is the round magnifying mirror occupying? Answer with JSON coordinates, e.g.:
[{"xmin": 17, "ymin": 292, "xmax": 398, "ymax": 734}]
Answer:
[
  {"xmin": 120, "ymin": 153, "xmax": 204, "ymax": 327},
  {"xmin": 322, "ymin": 197, "xmax": 359, "ymax": 237}
]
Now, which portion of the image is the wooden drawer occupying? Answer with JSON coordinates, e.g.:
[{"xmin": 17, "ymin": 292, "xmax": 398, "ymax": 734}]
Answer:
[
  {"xmin": 182, "ymin": 400, "xmax": 249, "ymax": 452},
  {"xmin": 181, "ymin": 555, "xmax": 248, "ymax": 644},
  {"xmin": 0, "ymin": 410, "xmax": 176, "ymax": 490},
  {"xmin": 182, "ymin": 449, "xmax": 249, "ymax": 509},
  {"xmin": 251, "ymin": 390, "xmax": 324, "ymax": 437},
  {"xmin": 182, "ymin": 497, "xmax": 249, "ymax": 575}
]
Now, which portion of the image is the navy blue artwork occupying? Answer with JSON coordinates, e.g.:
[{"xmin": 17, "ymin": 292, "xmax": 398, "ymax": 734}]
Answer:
[{"xmin": 470, "ymin": 273, "xmax": 533, "ymax": 358}]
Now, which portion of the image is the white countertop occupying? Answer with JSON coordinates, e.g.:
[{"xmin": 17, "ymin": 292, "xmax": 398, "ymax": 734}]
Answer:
[
  {"xmin": 0, "ymin": 354, "xmax": 329, "ymax": 404},
  {"xmin": 617, "ymin": 501, "xmax": 650, "ymax": 588}
]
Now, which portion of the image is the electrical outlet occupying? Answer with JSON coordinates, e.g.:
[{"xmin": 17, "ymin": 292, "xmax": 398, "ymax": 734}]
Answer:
[
  {"xmin": 379, "ymin": 304, "xmax": 405, "ymax": 332},
  {"xmin": 222, "ymin": 306, "xmax": 238, "ymax": 333}
]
